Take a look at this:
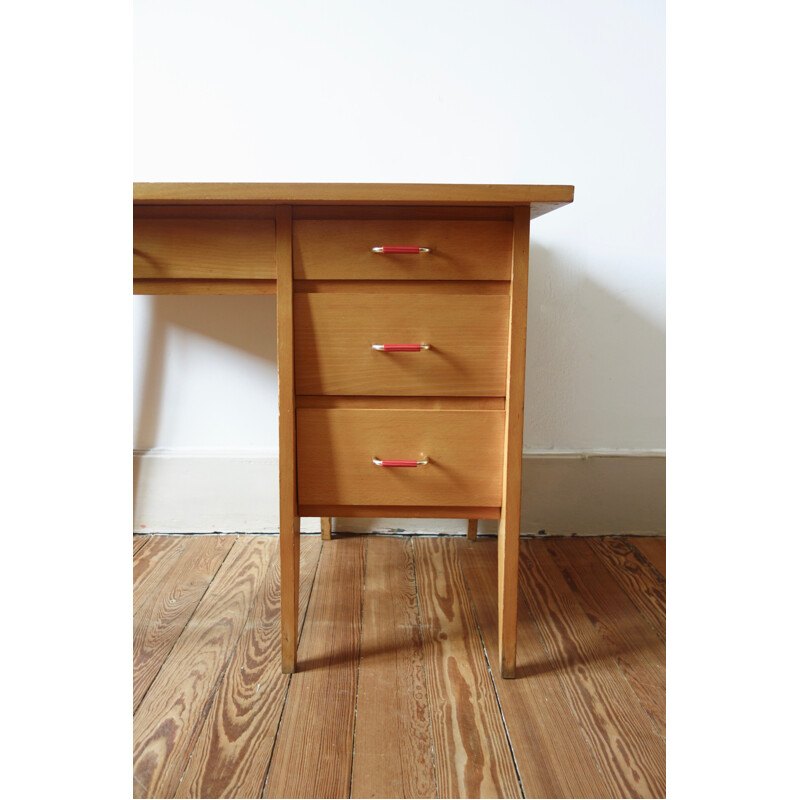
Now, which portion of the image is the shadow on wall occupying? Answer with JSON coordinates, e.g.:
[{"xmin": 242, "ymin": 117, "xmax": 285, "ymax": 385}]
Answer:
[
  {"xmin": 526, "ymin": 242, "xmax": 665, "ymax": 452},
  {"xmin": 334, "ymin": 243, "xmax": 666, "ymax": 534},
  {"xmin": 134, "ymin": 244, "xmax": 665, "ymax": 533},
  {"xmin": 328, "ymin": 244, "xmax": 665, "ymax": 535},
  {"xmin": 133, "ymin": 295, "xmax": 277, "ymax": 519}
]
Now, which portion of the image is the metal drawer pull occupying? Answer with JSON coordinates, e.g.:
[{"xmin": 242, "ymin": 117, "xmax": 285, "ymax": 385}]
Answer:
[
  {"xmin": 372, "ymin": 343, "xmax": 431, "ymax": 352},
  {"xmin": 371, "ymin": 246, "xmax": 431, "ymax": 254},
  {"xmin": 373, "ymin": 457, "xmax": 429, "ymax": 467}
]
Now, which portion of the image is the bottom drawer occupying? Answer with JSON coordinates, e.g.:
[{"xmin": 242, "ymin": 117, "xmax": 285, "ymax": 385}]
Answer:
[{"xmin": 296, "ymin": 408, "xmax": 505, "ymax": 507}]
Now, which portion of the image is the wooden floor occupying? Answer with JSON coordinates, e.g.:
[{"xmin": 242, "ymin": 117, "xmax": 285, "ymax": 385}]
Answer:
[{"xmin": 133, "ymin": 533, "xmax": 666, "ymax": 799}]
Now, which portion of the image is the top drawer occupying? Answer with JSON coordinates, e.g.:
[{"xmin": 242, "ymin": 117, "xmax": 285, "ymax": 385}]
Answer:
[
  {"xmin": 133, "ymin": 215, "xmax": 276, "ymax": 280},
  {"xmin": 293, "ymin": 219, "xmax": 512, "ymax": 280}
]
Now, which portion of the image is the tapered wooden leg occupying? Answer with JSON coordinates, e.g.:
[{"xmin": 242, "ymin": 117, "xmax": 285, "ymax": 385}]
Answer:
[
  {"xmin": 280, "ymin": 513, "xmax": 300, "ymax": 673},
  {"xmin": 466, "ymin": 519, "xmax": 478, "ymax": 541},
  {"xmin": 321, "ymin": 517, "xmax": 332, "ymax": 540},
  {"xmin": 498, "ymin": 511, "xmax": 520, "ymax": 678},
  {"xmin": 276, "ymin": 204, "xmax": 299, "ymax": 674},
  {"xmin": 497, "ymin": 206, "xmax": 530, "ymax": 679}
]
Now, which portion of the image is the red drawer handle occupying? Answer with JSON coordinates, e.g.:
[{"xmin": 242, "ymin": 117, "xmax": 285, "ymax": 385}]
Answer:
[
  {"xmin": 373, "ymin": 457, "xmax": 429, "ymax": 467},
  {"xmin": 372, "ymin": 343, "xmax": 431, "ymax": 352},
  {"xmin": 371, "ymin": 246, "xmax": 431, "ymax": 254}
]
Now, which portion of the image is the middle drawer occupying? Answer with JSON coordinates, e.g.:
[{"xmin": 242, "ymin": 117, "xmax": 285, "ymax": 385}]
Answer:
[{"xmin": 294, "ymin": 292, "xmax": 510, "ymax": 396}]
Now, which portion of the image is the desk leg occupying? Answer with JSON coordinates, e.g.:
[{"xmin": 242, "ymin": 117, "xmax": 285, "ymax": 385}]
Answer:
[
  {"xmin": 498, "ymin": 509, "xmax": 520, "ymax": 679},
  {"xmin": 466, "ymin": 519, "xmax": 478, "ymax": 540},
  {"xmin": 276, "ymin": 205, "xmax": 299, "ymax": 673},
  {"xmin": 498, "ymin": 206, "xmax": 530, "ymax": 679},
  {"xmin": 280, "ymin": 513, "xmax": 300, "ymax": 673},
  {"xmin": 321, "ymin": 517, "xmax": 332, "ymax": 540}
]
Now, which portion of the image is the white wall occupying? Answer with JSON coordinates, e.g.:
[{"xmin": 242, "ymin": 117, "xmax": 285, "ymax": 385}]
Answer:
[{"xmin": 133, "ymin": 0, "xmax": 665, "ymax": 532}]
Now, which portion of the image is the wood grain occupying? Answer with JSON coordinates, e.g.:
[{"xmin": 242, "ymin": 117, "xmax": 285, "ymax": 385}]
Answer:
[
  {"xmin": 589, "ymin": 537, "xmax": 666, "ymax": 642},
  {"xmin": 466, "ymin": 519, "xmax": 478, "ymax": 541},
  {"xmin": 296, "ymin": 408, "xmax": 505, "ymax": 507},
  {"xmin": 458, "ymin": 539, "xmax": 610, "ymax": 798},
  {"xmin": 133, "ymin": 535, "xmax": 151, "ymax": 555},
  {"xmin": 545, "ymin": 538, "xmax": 666, "ymax": 739},
  {"xmin": 133, "ymin": 217, "xmax": 276, "ymax": 279},
  {"xmin": 294, "ymin": 279, "xmax": 509, "ymax": 294},
  {"xmin": 132, "ymin": 536, "xmax": 270, "ymax": 798},
  {"xmin": 295, "ymin": 395, "xmax": 504, "ymax": 410},
  {"xmin": 175, "ymin": 536, "xmax": 322, "ymax": 798},
  {"xmin": 294, "ymin": 293, "xmax": 510, "ymax": 396},
  {"xmin": 320, "ymin": 517, "xmax": 332, "ymax": 540},
  {"xmin": 293, "ymin": 219, "xmax": 512, "ymax": 281},
  {"xmin": 292, "ymin": 205, "xmax": 515, "ymax": 221},
  {"xmin": 628, "ymin": 537, "xmax": 666, "ymax": 578},
  {"xmin": 133, "ymin": 535, "xmax": 189, "ymax": 616},
  {"xmin": 133, "ymin": 535, "xmax": 236, "ymax": 713},
  {"xmin": 134, "ymin": 205, "xmax": 278, "ymax": 219},
  {"xmin": 298, "ymin": 504, "xmax": 501, "ymax": 519},
  {"xmin": 497, "ymin": 206, "xmax": 530, "ymax": 678},
  {"xmin": 519, "ymin": 540, "xmax": 666, "ymax": 797},
  {"xmin": 351, "ymin": 537, "xmax": 436, "ymax": 799},
  {"xmin": 133, "ymin": 182, "xmax": 575, "ymax": 217},
  {"xmin": 264, "ymin": 537, "xmax": 366, "ymax": 799},
  {"xmin": 413, "ymin": 537, "xmax": 520, "ymax": 798},
  {"xmin": 134, "ymin": 278, "xmax": 276, "ymax": 295},
  {"xmin": 133, "ymin": 534, "xmax": 665, "ymax": 798},
  {"xmin": 276, "ymin": 205, "xmax": 301, "ymax": 674}
]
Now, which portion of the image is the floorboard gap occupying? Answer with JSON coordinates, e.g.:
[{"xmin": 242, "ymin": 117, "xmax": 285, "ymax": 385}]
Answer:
[
  {"xmin": 260, "ymin": 536, "xmax": 325, "ymax": 799},
  {"xmin": 458, "ymin": 549, "xmax": 526, "ymax": 798},
  {"xmin": 176, "ymin": 537, "xmax": 271, "ymax": 796},
  {"xmin": 410, "ymin": 537, "xmax": 440, "ymax": 800},
  {"xmin": 517, "ymin": 542, "xmax": 609, "ymax": 792},
  {"xmin": 133, "ymin": 534, "xmax": 240, "ymax": 718},
  {"xmin": 348, "ymin": 537, "xmax": 369, "ymax": 799},
  {"xmin": 547, "ymin": 541, "xmax": 667, "ymax": 747}
]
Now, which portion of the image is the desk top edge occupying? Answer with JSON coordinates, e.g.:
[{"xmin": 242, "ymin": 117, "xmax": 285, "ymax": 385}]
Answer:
[{"xmin": 133, "ymin": 182, "xmax": 574, "ymax": 218}]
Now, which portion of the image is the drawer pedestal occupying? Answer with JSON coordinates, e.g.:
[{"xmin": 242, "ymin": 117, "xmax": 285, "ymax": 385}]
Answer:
[{"xmin": 286, "ymin": 204, "xmax": 531, "ymax": 678}]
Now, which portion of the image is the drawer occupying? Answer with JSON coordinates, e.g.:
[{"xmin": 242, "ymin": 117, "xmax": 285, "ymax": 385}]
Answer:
[
  {"xmin": 296, "ymin": 408, "xmax": 505, "ymax": 507},
  {"xmin": 294, "ymin": 293, "xmax": 510, "ymax": 396},
  {"xmin": 293, "ymin": 219, "xmax": 512, "ymax": 280},
  {"xmin": 133, "ymin": 217, "xmax": 276, "ymax": 279}
]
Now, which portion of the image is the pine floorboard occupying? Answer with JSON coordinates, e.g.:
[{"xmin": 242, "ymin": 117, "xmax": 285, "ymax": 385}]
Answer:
[
  {"xmin": 350, "ymin": 537, "xmax": 436, "ymax": 799},
  {"xmin": 133, "ymin": 535, "xmax": 237, "ymax": 713},
  {"xmin": 629, "ymin": 537, "xmax": 666, "ymax": 579},
  {"xmin": 458, "ymin": 539, "xmax": 611, "ymax": 799},
  {"xmin": 589, "ymin": 537, "xmax": 667, "ymax": 642},
  {"xmin": 545, "ymin": 539, "xmax": 666, "ymax": 739},
  {"xmin": 133, "ymin": 535, "xmax": 190, "ymax": 616},
  {"xmin": 414, "ymin": 538, "xmax": 521, "ymax": 799},
  {"xmin": 133, "ymin": 534, "xmax": 666, "ymax": 799},
  {"xmin": 519, "ymin": 541, "xmax": 666, "ymax": 797},
  {"xmin": 134, "ymin": 537, "xmax": 274, "ymax": 797},
  {"xmin": 263, "ymin": 536, "xmax": 367, "ymax": 799},
  {"xmin": 176, "ymin": 535, "xmax": 322, "ymax": 798}
]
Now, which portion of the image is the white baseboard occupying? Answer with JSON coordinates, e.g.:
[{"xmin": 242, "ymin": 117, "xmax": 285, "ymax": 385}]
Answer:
[{"xmin": 133, "ymin": 449, "xmax": 665, "ymax": 536}]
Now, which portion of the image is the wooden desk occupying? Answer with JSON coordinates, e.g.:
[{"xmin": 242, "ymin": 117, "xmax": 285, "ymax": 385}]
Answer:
[{"xmin": 133, "ymin": 182, "xmax": 574, "ymax": 678}]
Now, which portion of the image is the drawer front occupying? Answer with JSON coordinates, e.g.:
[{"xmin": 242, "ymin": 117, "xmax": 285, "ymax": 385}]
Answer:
[
  {"xmin": 293, "ymin": 219, "xmax": 512, "ymax": 280},
  {"xmin": 296, "ymin": 408, "xmax": 505, "ymax": 507},
  {"xmin": 133, "ymin": 218, "xmax": 276, "ymax": 279},
  {"xmin": 294, "ymin": 293, "xmax": 510, "ymax": 396}
]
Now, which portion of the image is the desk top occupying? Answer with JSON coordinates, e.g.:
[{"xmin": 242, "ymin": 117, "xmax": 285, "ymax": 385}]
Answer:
[{"xmin": 133, "ymin": 182, "xmax": 574, "ymax": 220}]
